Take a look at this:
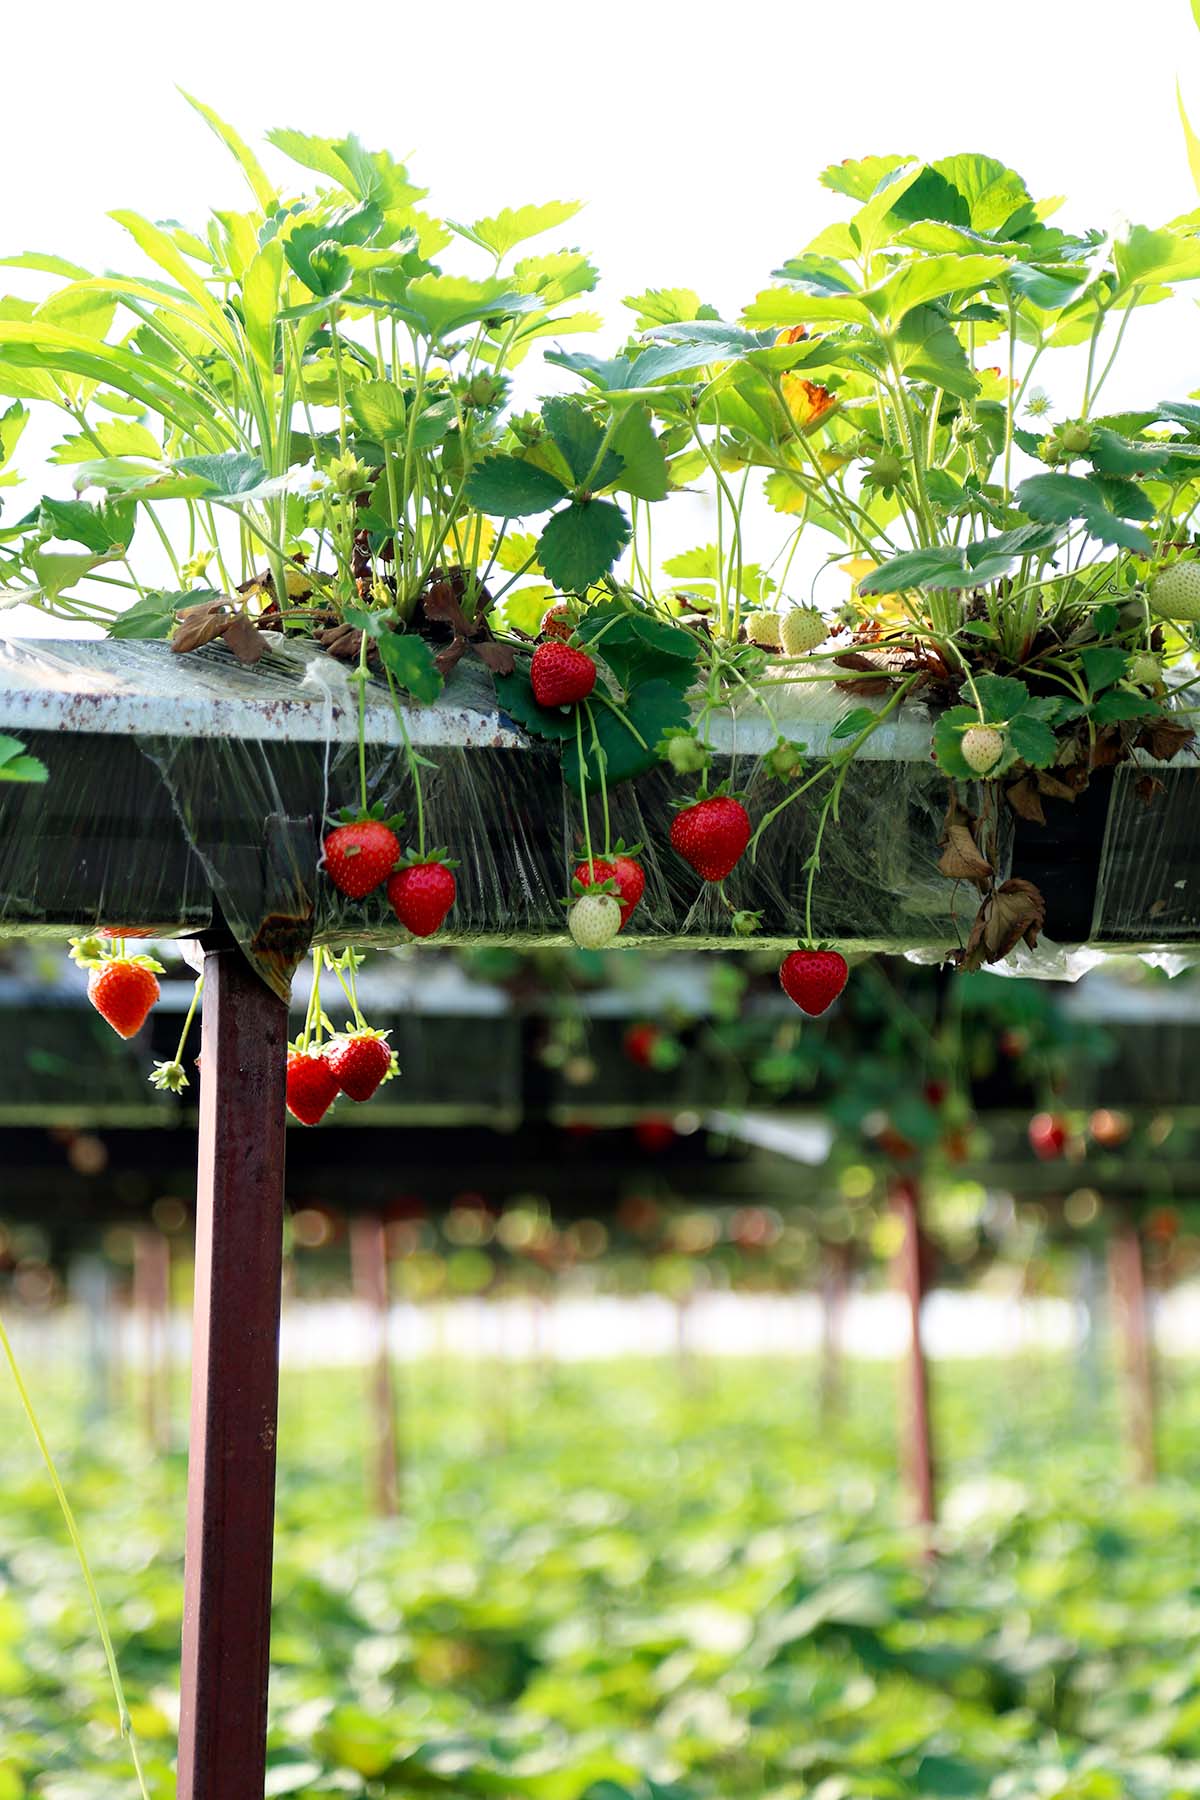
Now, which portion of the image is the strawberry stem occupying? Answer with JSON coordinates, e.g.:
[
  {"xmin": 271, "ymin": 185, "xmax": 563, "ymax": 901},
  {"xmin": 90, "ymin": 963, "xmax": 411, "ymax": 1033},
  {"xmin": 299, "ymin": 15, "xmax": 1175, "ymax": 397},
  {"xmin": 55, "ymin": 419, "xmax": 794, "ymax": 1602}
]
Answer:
[
  {"xmin": 583, "ymin": 700, "xmax": 611, "ymax": 855},
  {"xmin": 355, "ymin": 631, "xmax": 370, "ymax": 814},
  {"xmin": 0, "ymin": 1309, "xmax": 152, "ymax": 1800},
  {"xmin": 574, "ymin": 707, "xmax": 596, "ymax": 876},
  {"xmin": 384, "ymin": 666, "xmax": 427, "ymax": 857}
]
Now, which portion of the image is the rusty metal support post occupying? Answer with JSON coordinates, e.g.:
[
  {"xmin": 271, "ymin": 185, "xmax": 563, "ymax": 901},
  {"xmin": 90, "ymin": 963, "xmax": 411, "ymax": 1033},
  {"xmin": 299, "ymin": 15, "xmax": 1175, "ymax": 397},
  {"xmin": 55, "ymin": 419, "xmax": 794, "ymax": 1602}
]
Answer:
[
  {"xmin": 1108, "ymin": 1210, "xmax": 1157, "ymax": 1484},
  {"xmin": 891, "ymin": 1177, "xmax": 936, "ymax": 1539},
  {"xmin": 177, "ymin": 938, "xmax": 289, "ymax": 1800},
  {"xmin": 132, "ymin": 1226, "xmax": 171, "ymax": 1452},
  {"xmin": 350, "ymin": 1214, "xmax": 400, "ymax": 1518}
]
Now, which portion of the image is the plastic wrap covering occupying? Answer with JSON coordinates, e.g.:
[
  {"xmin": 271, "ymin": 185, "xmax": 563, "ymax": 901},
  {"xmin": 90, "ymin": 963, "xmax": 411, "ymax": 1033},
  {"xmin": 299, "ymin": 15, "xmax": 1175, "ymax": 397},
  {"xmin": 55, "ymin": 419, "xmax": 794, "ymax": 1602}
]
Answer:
[{"xmin": 0, "ymin": 634, "xmax": 1192, "ymax": 994}]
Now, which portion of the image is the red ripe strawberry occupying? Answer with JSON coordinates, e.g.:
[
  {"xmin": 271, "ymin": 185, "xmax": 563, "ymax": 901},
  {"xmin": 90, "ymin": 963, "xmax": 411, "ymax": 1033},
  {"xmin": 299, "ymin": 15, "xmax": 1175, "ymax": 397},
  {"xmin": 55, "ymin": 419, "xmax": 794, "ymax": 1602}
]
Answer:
[
  {"xmin": 779, "ymin": 949, "xmax": 848, "ymax": 1017},
  {"xmin": 669, "ymin": 796, "xmax": 751, "ymax": 882},
  {"xmin": 387, "ymin": 861, "xmax": 457, "ymax": 937},
  {"xmin": 87, "ymin": 959, "xmax": 161, "ymax": 1039},
  {"xmin": 325, "ymin": 1031, "xmax": 394, "ymax": 1102},
  {"xmin": 540, "ymin": 603, "xmax": 573, "ymax": 641},
  {"xmin": 286, "ymin": 1048, "xmax": 339, "ymax": 1125},
  {"xmin": 530, "ymin": 641, "xmax": 596, "ymax": 708},
  {"xmin": 623, "ymin": 1023, "xmax": 660, "ymax": 1068},
  {"xmin": 322, "ymin": 819, "xmax": 400, "ymax": 900},
  {"xmin": 1028, "ymin": 1111, "xmax": 1067, "ymax": 1161},
  {"xmin": 573, "ymin": 854, "xmax": 645, "ymax": 929}
]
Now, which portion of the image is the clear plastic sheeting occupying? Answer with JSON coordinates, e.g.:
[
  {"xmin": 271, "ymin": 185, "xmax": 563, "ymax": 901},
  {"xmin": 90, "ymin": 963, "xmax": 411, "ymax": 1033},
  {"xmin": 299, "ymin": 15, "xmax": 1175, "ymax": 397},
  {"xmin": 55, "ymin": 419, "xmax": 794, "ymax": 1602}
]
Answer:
[{"xmin": 0, "ymin": 635, "xmax": 1193, "ymax": 995}]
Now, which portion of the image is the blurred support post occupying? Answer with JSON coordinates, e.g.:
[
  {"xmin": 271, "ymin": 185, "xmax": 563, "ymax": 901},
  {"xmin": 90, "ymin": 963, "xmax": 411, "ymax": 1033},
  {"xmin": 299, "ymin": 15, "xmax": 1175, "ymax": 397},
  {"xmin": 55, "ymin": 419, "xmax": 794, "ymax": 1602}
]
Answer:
[
  {"xmin": 1073, "ymin": 1245, "xmax": 1105, "ymax": 1415},
  {"xmin": 1107, "ymin": 1207, "xmax": 1157, "ymax": 1484},
  {"xmin": 132, "ymin": 1226, "xmax": 171, "ymax": 1452},
  {"xmin": 177, "ymin": 935, "xmax": 289, "ymax": 1800},
  {"xmin": 70, "ymin": 1253, "xmax": 117, "ymax": 1422},
  {"xmin": 891, "ymin": 1177, "xmax": 936, "ymax": 1540},
  {"xmin": 819, "ymin": 1241, "xmax": 851, "ymax": 1424},
  {"xmin": 350, "ymin": 1214, "xmax": 400, "ymax": 1518}
]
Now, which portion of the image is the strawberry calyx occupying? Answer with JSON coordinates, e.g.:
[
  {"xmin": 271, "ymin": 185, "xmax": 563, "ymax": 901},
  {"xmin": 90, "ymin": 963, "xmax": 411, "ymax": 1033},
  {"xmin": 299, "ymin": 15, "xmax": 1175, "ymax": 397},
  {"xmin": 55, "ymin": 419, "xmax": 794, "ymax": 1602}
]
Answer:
[
  {"xmin": 669, "ymin": 779, "xmax": 747, "ymax": 811},
  {"xmin": 392, "ymin": 845, "xmax": 459, "ymax": 872},
  {"xmin": 565, "ymin": 872, "xmax": 620, "ymax": 903},
  {"xmin": 68, "ymin": 935, "xmax": 107, "ymax": 968},
  {"xmin": 149, "ymin": 1059, "xmax": 189, "ymax": 1093},
  {"xmin": 71, "ymin": 936, "xmax": 165, "ymax": 975},
  {"xmin": 325, "ymin": 801, "xmax": 406, "ymax": 834}
]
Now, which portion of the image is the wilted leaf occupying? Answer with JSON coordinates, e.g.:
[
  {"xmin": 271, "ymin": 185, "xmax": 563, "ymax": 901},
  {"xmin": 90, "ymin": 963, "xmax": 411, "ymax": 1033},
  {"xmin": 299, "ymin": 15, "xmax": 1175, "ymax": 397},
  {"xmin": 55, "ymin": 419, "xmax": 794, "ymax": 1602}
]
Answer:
[
  {"xmin": 222, "ymin": 612, "xmax": 266, "ymax": 663},
  {"xmin": 937, "ymin": 798, "xmax": 993, "ymax": 886},
  {"xmin": 958, "ymin": 878, "xmax": 1047, "ymax": 971}
]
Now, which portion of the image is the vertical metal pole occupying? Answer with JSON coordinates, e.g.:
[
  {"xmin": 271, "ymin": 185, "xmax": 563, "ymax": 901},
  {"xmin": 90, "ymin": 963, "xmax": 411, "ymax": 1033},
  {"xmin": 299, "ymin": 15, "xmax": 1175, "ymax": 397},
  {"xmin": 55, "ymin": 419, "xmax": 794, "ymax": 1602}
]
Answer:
[
  {"xmin": 133, "ymin": 1227, "xmax": 171, "ymax": 1452},
  {"xmin": 177, "ymin": 938, "xmax": 289, "ymax": 1800},
  {"xmin": 891, "ymin": 1177, "xmax": 936, "ymax": 1538},
  {"xmin": 1108, "ymin": 1211, "xmax": 1157, "ymax": 1484},
  {"xmin": 350, "ymin": 1214, "xmax": 400, "ymax": 1518}
]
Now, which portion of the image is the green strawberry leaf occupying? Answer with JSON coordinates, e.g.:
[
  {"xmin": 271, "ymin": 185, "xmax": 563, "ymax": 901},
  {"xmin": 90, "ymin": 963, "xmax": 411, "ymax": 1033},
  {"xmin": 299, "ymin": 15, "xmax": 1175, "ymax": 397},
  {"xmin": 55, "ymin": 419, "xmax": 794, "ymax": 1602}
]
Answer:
[
  {"xmin": 374, "ymin": 631, "xmax": 442, "ymax": 702},
  {"xmin": 542, "ymin": 397, "xmax": 622, "ymax": 490},
  {"xmin": 564, "ymin": 679, "xmax": 690, "ymax": 790},
  {"xmin": 1006, "ymin": 712, "xmax": 1059, "ymax": 768},
  {"xmin": 537, "ymin": 498, "xmax": 631, "ymax": 593},
  {"xmin": 465, "ymin": 454, "xmax": 569, "ymax": 518},
  {"xmin": 574, "ymin": 601, "xmax": 698, "ymax": 694},
  {"xmin": 1090, "ymin": 689, "xmax": 1162, "ymax": 723}
]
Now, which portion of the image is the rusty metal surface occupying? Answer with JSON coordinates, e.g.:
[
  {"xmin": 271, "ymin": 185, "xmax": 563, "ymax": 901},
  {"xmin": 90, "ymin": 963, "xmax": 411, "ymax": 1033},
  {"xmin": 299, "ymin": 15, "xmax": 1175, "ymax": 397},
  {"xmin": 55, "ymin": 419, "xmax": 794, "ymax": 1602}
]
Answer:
[{"xmin": 177, "ymin": 935, "xmax": 289, "ymax": 1800}]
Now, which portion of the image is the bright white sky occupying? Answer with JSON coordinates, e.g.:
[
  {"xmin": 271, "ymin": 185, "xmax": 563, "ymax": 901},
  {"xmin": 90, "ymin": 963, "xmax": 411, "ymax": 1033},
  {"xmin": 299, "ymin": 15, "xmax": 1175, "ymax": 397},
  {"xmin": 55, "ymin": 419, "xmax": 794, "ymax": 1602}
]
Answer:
[{"xmin": 5, "ymin": 0, "xmax": 1200, "ymax": 633}]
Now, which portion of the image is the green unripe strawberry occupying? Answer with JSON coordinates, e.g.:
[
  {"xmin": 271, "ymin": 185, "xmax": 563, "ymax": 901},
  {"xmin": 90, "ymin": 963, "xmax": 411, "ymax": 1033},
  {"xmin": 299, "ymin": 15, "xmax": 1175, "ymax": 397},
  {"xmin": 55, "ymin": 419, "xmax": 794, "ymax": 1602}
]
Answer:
[
  {"xmin": 766, "ymin": 738, "xmax": 803, "ymax": 780},
  {"xmin": 961, "ymin": 725, "xmax": 1005, "ymax": 775},
  {"xmin": 745, "ymin": 612, "xmax": 782, "ymax": 649},
  {"xmin": 1127, "ymin": 652, "xmax": 1162, "ymax": 688},
  {"xmin": 1059, "ymin": 421, "xmax": 1092, "ymax": 455},
  {"xmin": 779, "ymin": 606, "xmax": 827, "ymax": 656},
  {"xmin": 865, "ymin": 451, "xmax": 905, "ymax": 489},
  {"xmin": 661, "ymin": 730, "xmax": 710, "ymax": 775},
  {"xmin": 1149, "ymin": 562, "xmax": 1200, "ymax": 623}
]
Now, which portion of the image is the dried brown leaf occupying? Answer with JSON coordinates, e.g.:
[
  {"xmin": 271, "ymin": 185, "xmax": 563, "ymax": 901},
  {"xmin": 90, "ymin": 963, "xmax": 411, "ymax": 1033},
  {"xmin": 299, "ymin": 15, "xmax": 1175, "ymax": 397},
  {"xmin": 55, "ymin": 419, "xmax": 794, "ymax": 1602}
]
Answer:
[
  {"xmin": 1006, "ymin": 777, "xmax": 1046, "ymax": 825},
  {"xmin": 435, "ymin": 637, "xmax": 469, "ymax": 678},
  {"xmin": 937, "ymin": 798, "xmax": 993, "ymax": 886},
  {"xmin": 958, "ymin": 877, "xmax": 1046, "ymax": 972},
  {"xmin": 422, "ymin": 577, "xmax": 472, "ymax": 636},
  {"xmin": 1135, "ymin": 773, "xmax": 1166, "ymax": 806},
  {"xmin": 172, "ymin": 601, "xmax": 229, "ymax": 655},
  {"xmin": 1036, "ymin": 767, "xmax": 1088, "ymax": 802},
  {"xmin": 222, "ymin": 612, "xmax": 266, "ymax": 664},
  {"xmin": 1136, "ymin": 716, "xmax": 1196, "ymax": 762},
  {"xmin": 471, "ymin": 638, "xmax": 516, "ymax": 676}
]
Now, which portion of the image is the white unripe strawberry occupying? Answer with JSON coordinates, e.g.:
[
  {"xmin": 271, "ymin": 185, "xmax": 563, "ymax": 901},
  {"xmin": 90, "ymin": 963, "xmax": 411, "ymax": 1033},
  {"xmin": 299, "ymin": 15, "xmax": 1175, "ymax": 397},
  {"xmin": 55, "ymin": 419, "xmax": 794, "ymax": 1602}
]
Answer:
[
  {"xmin": 746, "ymin": 611, "xmax": 782, "ymax": 649},
  {"xmin": 961, "ymin": 725, "xmax": 1005, "ymax": 775},
  {"xmin": 1149, "ymin": 563, "xmax": 1200, "ymax": 623},
  {"xmin": 568, "ymin": 893, "xmax": 621, "ymax": 949},
  {"xmin": 779, "ymin": 605, "xmax": 827, "ymax": 656}
]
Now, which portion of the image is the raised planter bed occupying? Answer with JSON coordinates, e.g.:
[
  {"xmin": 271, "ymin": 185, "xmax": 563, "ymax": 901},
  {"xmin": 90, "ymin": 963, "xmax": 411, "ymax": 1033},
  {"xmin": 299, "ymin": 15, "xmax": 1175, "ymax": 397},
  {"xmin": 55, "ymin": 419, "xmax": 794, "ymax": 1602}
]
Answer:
[{"xmin": 2, "ymin": 638, "xmax": 1195, "ymax": 982}]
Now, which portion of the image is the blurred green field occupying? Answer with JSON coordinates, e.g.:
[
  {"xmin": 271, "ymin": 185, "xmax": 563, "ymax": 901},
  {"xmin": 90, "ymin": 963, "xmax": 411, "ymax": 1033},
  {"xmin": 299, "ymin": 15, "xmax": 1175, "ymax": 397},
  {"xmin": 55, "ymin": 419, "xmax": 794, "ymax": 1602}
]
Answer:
[{"xmin": 3, "ymin": 1347, "xmax": 1200, "ymax": 1798}]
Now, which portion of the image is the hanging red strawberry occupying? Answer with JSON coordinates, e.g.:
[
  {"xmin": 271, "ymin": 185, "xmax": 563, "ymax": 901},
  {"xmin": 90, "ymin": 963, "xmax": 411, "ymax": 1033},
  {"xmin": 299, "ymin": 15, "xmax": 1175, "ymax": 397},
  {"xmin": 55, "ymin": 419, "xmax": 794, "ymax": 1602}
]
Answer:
[
  {"xmin": 386, "ymin": 855, "xmax": 458, "ymax": 937},
  {"xmin": 572, "ymin": 845, "xmax": 645, "ymax": 929},
  {"xmin": 530, "ymin": 641, "xmax": 597, "ymax": 708},
  {"xmin": 322, "ymin": 814, "xmax": 402, "ymax": 899},
  {"xmin": 286, "ymin": 1047, "xmax": 340, "ymax": 1125},
  {"xmin": 325, "ymin": 1029, "xmax": 395, "ymax": 1102},
  {"xmin": 779, "ymin": 948, "xmax": 848, "ymax": 1017},
  {"xmin": 669, "ymin": 795, "xmax": 750, "ymax": 882}
]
